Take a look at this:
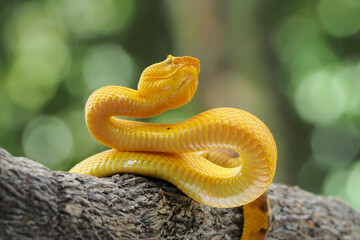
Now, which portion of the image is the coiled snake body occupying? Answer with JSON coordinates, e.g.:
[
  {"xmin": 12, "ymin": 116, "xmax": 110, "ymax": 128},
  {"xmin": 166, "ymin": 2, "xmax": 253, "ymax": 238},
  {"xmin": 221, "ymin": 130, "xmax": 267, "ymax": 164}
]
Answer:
[{"xmin": 70, "ymin": 55, "xmax": 277, "ymax": 240}]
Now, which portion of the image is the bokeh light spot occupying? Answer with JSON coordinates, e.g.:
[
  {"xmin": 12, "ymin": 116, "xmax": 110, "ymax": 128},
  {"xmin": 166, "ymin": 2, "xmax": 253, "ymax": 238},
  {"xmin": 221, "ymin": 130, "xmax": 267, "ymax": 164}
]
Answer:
[
  {"xmin": 272, "ymin": 14, "xmax": 339, "ymax": 96},
  {"xmin": 83, "ymin": 43, "xmax": 134, "ymax": 93},
  {"xmin": 22, "ymin": 116, "xmax": 73, "ymax": 170},
  {"xmin": 295, "ymin": 69, "xmax": 346, "ymax": 125},
  {"xmin": 18, "ymin": 33, "xmax": 71, "ymax": 78},
  {"xmin": 341, "ymin": 63, "xmax": 360, "ymax": 117},
  {"xmin": 346, "ymin": 160, "xmax": 360, "ymax": 211},
  {"xmin": 323, "ymin": 166, "xmax": 349, "ymax": 200},
  {"xmin": 62, "ymin": 0, "xmax": 134, "ymax": 39},
  {"xmin": 4, "ymin": 2, "xmax": 71, "ymax": 110},
  {"xmin": 311, "ymin": 123, "xmax": 360, "ymax": 167},
  {"xmin": 5, "ymin": 68, "xmax": 57, "ymax": 110},
  {"xmin": 297, "ymin": 158, "xmax": 327, "ymax": 193},
  {"xmin": 273, "ymin": 15, "xmax": 321, "ymax": 64},
  {"xmin": 317, "ymin": 0, "xmax": 360, "ymax": 37},
  {"xmin": 288, "ymin": 42, "xmax": 338, "ymax": 85}
]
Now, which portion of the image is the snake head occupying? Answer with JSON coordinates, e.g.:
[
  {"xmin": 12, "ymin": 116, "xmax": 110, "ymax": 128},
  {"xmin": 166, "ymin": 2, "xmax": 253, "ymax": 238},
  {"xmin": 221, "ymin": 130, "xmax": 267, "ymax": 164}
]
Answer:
[{"xmin": 138, "ymin": 55, "xmax": 200, "ymax": 109}]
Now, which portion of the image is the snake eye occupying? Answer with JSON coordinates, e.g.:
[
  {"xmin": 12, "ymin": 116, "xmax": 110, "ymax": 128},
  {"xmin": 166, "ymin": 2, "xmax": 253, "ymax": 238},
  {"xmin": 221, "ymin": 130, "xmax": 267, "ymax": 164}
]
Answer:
[
  {"xmin": 165, "ymin": 55, "xmax": 172, "ymax": 64},
  {"xmin": 165, "ymin": 57, "xmax": 172, "ymax": 64}
]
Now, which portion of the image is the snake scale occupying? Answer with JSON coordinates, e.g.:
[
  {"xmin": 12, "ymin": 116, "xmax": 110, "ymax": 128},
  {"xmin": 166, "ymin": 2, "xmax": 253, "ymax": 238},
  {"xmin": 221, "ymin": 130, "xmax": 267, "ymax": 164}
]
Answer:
[{"xmin": 70, "ymin": 55, "xmax": 277, "ymax": 240}]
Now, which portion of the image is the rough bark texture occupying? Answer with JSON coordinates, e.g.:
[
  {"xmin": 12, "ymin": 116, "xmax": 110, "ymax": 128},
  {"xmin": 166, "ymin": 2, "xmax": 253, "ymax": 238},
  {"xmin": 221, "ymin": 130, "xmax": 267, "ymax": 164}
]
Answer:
[{"xmin": 0, "ymin": 147, "xmax": 359, "ymax": 240}]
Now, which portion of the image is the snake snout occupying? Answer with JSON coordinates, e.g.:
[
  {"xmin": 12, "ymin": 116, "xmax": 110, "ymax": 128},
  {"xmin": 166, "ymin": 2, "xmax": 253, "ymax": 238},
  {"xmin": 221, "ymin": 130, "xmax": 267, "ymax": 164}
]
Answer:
[
  {"xmin": 173, "ymin": 56, "xmax": 200, "ymax": 72},
  {"xmin": 184, "ymin": 57, "xmax": 200, "ymax": 71}
]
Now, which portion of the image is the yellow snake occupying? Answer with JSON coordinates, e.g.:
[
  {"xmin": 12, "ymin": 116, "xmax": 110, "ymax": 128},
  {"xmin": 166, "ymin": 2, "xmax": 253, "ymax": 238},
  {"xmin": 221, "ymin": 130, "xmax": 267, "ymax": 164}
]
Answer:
[{"xmin": 70, "ymin": 55, "xmax": 277, "ymax": 240}]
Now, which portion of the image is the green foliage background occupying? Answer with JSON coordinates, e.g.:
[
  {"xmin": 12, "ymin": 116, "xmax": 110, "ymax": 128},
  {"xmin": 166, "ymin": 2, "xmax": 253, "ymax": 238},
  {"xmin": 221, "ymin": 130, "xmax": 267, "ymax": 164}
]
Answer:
[{"xmin": 1, "ymin": 0, "xmax": 360, "ymax": 211}]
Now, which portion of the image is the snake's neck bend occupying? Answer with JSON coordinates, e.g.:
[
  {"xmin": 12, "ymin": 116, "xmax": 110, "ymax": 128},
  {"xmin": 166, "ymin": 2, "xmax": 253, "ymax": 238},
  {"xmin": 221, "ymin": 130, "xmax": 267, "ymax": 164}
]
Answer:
[{"xmin": 85, "ymin": 55, "xmax": 200, "ymax": 151}]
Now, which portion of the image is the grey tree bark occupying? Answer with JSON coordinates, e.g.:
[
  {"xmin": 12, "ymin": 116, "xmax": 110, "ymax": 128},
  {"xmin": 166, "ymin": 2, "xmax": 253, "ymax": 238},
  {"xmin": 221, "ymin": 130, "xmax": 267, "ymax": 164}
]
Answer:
[{"xmin": 0, "ymin": 147, "xmax": 359, "ymax": 240}]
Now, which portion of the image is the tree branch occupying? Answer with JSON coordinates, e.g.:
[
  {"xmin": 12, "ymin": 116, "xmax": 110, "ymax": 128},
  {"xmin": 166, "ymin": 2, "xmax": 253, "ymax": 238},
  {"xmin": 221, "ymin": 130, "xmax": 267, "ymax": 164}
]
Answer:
[{"xmin": 0, "ymin": 148, "xmax": 359, "ymax": 239}]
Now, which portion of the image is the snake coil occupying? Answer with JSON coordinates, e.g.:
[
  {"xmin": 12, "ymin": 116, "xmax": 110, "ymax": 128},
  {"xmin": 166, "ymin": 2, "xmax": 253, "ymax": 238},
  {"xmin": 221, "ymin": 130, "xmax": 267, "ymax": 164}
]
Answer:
[{"xmin": 70, "ymin": 55, "xmax": 277, "ymax": 240}]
